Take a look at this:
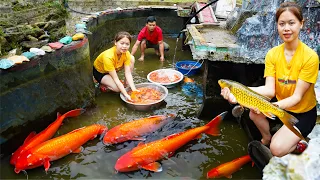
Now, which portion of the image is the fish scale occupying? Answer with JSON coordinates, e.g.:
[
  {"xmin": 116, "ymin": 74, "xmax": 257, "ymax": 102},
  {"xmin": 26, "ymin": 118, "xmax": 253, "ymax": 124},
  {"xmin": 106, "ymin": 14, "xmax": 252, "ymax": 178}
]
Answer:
[
  {"xmin": 231, "ymin": 81, "xmax": 284, "ymax": 118},
  {"xmin": 218, "ymin": 79, "xmax": 305, "ymax": 141}
]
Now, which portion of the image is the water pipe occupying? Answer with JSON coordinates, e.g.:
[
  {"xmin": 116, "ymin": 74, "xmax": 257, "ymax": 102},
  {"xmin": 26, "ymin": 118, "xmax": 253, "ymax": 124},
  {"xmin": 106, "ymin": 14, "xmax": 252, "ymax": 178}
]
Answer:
[
  {"xmin": 172, "ymin": 0, "xmax": 220, "ymax": 68},
  {"xmin": 176, "ymin": 0, "xmax": 220, "ymax": 39}
]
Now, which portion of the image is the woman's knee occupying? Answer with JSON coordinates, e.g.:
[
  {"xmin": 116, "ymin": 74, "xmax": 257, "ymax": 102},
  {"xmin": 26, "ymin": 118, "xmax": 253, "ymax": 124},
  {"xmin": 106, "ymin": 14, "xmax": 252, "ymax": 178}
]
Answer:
[{"xmin": 270, "ymin": 141, "xmax": 286, "ymax": 157}]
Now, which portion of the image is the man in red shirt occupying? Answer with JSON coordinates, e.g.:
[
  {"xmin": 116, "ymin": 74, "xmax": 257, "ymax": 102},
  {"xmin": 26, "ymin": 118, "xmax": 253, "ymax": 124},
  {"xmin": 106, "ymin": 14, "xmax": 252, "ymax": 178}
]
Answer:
[{"xmin": 131, "ymin": 16, "xmax": 169, "ymax": 62}]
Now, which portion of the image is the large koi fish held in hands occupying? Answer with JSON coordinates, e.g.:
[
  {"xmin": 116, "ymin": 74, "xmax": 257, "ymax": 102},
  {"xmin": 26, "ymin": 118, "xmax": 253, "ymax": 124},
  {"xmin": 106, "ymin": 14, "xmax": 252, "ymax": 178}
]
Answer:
[
  {"xmin": 10, "ymin": 108, "xmax": 84, "ymax": 165},
  {"xmin": 218, "ymin": 79, "xmax": 305, "ymax": 141},
  {"xmin": 14, "ymin": 124, "xmax": 107, "ymax": 173},
  {"xmin": 103, "ymin": 114, "xmax": 176, "ymax": 145},
  {"xmin": 115, "ymin": 112, "xmax": 227, "ymax": 172},
  {"xmin": 207, "ymin": 154, "xmax": 252, "ymax": 179}
]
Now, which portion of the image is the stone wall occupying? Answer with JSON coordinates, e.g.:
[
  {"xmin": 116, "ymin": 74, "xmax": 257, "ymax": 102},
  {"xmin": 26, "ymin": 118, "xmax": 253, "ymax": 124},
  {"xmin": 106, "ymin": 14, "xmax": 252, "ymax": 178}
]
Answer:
[
  {"xmin": 0, "ymin": 38, "xmax": 95, "ymax": 145},
  {"xmin": 67, "ymin": 0, "xmax": 205, "ymax": 13},
  {"xmin": 0, "ymin": 0, "xmax": 56, "ymax": 26},
  {"xmin": 0, "ymin": 0, "xmax": 69, "ymax": 56},
  {"xmin": 86, "ymin": 8, "xmax": 185, "ymax": 60}
]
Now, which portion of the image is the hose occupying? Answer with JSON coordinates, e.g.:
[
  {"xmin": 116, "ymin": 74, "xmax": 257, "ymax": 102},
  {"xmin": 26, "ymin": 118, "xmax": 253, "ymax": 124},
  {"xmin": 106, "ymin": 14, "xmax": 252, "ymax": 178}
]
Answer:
[
  {"xmin": 176, "ymin": 0, "xmax": 220, "ymax": 39},
  {"xmin": 172, "ymin": 0, "xmax": 220, "ymax": 67}
]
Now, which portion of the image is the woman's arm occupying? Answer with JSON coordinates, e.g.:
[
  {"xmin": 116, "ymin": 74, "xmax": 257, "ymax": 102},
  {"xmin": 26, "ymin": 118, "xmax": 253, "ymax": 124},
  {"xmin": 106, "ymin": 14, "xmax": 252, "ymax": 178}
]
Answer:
[
  {"xmin": 109, "ymin": 70, "xmax": 131, "ymax": 100},
  {"xmin": 124, "ymin": 64, "xmax": 136, "ymax": 91},
  {"xmin": 250, "ymin": 76, "xmax": 276, "ymax": 98},
  {"xmin": 274, "ymin": 79, "xmax": 311, "ymax": 110}
]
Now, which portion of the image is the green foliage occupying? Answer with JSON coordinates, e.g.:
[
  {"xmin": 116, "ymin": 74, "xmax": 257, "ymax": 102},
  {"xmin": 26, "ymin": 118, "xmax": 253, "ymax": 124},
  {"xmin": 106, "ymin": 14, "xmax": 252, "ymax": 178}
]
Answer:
[
  {"xmin": 44, "ymin": 1, "xmax": 69, "ymax": 19},
  {"xmin": 0, "ymin": 28, "xmax": 4, "ymax": 37}
]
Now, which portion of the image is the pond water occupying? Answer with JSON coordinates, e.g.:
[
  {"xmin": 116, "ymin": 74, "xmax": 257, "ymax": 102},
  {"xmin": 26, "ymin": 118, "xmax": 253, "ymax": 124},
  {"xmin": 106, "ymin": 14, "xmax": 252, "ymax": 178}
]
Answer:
[{"xmin": 0, "ymin": 38, "xmax": 261, "ymax": 179}]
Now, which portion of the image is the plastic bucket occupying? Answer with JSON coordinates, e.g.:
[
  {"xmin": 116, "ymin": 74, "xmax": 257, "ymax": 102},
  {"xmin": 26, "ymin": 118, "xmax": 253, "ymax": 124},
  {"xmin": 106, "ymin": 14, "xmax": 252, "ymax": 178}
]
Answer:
[{"xmin": 175, "ymin": 60, "xmax": 201, "ymax": 76}]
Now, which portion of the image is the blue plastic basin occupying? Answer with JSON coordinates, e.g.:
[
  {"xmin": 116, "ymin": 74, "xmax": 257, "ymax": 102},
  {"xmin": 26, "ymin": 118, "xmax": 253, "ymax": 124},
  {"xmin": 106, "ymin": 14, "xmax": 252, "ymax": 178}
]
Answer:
[{"xmin": 175, "ymin": 60, "xmax": 201, "ymax": 76}]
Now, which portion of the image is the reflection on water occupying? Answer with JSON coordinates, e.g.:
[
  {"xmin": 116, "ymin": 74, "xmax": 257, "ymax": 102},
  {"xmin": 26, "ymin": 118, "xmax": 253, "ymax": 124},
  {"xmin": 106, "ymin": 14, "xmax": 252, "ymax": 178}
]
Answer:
[{"xmin": 0, "ymin": 38, "xmax": 261, "ymax": 179}]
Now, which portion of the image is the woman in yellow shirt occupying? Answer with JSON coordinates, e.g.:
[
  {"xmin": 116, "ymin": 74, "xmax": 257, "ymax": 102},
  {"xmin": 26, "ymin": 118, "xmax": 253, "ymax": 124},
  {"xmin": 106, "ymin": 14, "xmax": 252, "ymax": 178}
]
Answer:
[
  {"xmin": 221, "ymin": 2, "xmax": 319, "ymax": 157},
  {"xmin": 93, "ymin": 31, "xmax": 137, "ymax": 101}
]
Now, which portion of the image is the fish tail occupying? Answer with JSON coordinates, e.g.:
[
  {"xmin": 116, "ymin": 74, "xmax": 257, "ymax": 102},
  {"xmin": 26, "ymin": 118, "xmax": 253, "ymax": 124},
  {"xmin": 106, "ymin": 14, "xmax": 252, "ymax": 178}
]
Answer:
[
  {"xmin": 279, "ymin": 112, "xmax": 306, "ymax": 141},
  {"xmin": 98, "ymin": 125, "xmax": 108, "ymax": 135},
  {"xmin": 204, "ymin": 111, "xmax": 227, "ymax": 136},
  {"xmin": 64, "ymin": 108, "xmax": 85, "ymax": 118}
]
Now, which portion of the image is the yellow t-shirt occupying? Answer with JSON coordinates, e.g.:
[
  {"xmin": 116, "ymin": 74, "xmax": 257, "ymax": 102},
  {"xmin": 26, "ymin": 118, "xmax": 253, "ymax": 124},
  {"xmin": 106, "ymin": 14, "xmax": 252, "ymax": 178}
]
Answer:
[
  {"xmin": 264, "ymin": 40, "xmax": 319, "ymax": 113},
  {"xmin": 93, "ymin": 46, "xmax": 131, "ymax": 73}
]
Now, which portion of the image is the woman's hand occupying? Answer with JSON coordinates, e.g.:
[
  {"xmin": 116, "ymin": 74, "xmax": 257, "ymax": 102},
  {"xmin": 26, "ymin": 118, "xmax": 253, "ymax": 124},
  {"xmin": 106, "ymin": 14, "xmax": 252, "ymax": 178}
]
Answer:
[
  {"xmin": 249, "ymin": 107, "xmax": 261, "ymax": 114},
  {"xmin": 220, "ymin": 87, "xmax": 237, "ymax": 104},
  {"xmin": 272, "ymin": 102, "xmax": 281, "ymax": 109},
  {"xmin": 125, "ymin": 94, "xmax": 132, "ymax": 102}
]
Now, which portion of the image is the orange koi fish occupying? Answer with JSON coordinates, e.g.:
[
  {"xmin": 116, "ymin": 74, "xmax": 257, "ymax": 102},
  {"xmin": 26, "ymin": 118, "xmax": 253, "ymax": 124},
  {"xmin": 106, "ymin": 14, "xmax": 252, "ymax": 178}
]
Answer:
[
  {"xmin": 10, "ymin": 108, "xmax": 84, "ymax": 165},
  {"xmin": 207, "ymin": 155, "xmax": 252, "ymax": 179},
  {"xmin": 14, "ymin": 124, "xmax": 107, "ymax": 173},
  {"xmin": 103, "ymin": 114, "xmax": 176, "ymax": 145},
  {"xmin": 184, "ymin": 77, "xmax": 194, "ymax": 83},
  {"xmin": 114, "ymin": 112, "xmax": 227, "ymax": 172}
]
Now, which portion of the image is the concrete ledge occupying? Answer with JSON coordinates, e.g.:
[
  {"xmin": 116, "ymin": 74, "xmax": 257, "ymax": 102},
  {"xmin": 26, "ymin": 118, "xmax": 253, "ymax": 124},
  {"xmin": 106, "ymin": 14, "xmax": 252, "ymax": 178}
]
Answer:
[{"xmin": 86, "ymin": 8, "xmax": 185, "ymax": 60}]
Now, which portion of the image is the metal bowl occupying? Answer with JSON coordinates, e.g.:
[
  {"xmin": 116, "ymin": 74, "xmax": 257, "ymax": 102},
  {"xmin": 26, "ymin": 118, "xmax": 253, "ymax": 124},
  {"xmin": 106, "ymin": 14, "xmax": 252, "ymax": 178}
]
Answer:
[
  {"xmin": 120, "ymin": 83, "xmax": 168, "ymax": 111},
  {"xmin": 147, "ymin": 68, "xmax": 184, "ymax": 88}
]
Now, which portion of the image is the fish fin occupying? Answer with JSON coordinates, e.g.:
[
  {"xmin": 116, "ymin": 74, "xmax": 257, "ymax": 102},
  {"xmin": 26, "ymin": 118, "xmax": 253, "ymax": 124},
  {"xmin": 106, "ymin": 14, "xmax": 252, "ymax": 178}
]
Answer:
[
  {"xmin": 160, "ymin": 151, "xmax": 174, "ymax": 158},
  {"xmin": 23, "ymin": 131, "xmax": 37, "ymax": 144},
  {"xmin": 64, "ymin": 108, "xmax": 85, "ymax": 118},
  {"xmin": 57, "ymin": 112, "xmax": 62, "ymax": 119},
  {"xmin": 226, "ymin": 175, "xmax": 232, "ymax": 179},
  {"xmin": 99, "ymin": 128, "xmax": 108, "ymax": 141},
  {"xmin": 204, "ymin": 111, "xmax": 227, "ymax": 136},
  {"xmin": 72, "ymin": 146, "xmax": 83, "ymax": 153},
  {"xmin": 90, "ymin": 134, "xmax": 97, "ymax": 140},
  {"xmin": 167, "ymin": 152, "xmax": 175, "ymax": 158},
  {"xmin": 262, "ymin": 112, "xmax": 276, "ymax": 120},
  {"xmin": 44, "ymin": 158, "xmax": 51, "ymax": 172},
  {"xmin": 141, "ymin": 162, "xmax": 162, "ymax": 172},
  {"xmin": 148, "ymin": 115, "xmax": 162, "ymax": 118},
  {"xmin": 14, "ymin": 168, "xmax": 21, "ymax": 174},
  {"xmin": 279, "ymin": 112, "xmax": 305, "ymax": 141},
  {"xmin": 130, "ymin": 137, "xmax": 146, "ymax": 141},
  {"xmin": 193, "ymin": 134, "xmax": 202, "ymax": 140},
  {"xmin": 137, "ymin": 142, "xmax": 145, "ymax": 147}
]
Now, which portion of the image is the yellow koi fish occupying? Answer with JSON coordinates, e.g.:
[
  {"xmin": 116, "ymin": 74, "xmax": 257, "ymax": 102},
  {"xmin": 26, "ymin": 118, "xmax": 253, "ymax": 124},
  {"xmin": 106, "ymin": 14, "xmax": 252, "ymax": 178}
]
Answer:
[{"xmin": 218, "ymin": 79, "xmax": 305, "ymax": 141}]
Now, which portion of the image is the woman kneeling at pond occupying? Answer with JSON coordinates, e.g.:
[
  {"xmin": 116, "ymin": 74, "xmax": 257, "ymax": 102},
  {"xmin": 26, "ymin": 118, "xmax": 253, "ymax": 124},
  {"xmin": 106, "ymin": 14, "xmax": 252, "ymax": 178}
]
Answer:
[
  {"xmin": 221, "ymin": 2, "xmax": 319, "ymax": 157},
  {"xmin": 93, "ymin": 31, "xmax": 137, "ymax": 101}
]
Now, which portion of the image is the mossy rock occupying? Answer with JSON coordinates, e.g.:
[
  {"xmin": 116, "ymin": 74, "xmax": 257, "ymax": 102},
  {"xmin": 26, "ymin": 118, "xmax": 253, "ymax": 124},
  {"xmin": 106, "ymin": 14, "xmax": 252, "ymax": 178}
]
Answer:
[
  {"xmin": 0, "ymin": 20, "xmax": 16, "ymax": 29},
  {"xmin": 49, "ymin": 26, "xmax": 66, "ymax": 42}
]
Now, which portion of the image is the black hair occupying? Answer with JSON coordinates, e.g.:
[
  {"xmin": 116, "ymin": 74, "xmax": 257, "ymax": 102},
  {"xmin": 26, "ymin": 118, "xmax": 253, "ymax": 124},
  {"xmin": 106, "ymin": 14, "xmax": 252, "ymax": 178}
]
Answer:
[
  {"xmin": 276, "ymin": 2, "xmax": 303, "ymax": 23},
  {"xmin": 146, "ymin": 16, "xmax": 156, "ymax": 23},
  {"xmin": 114, "ymin": 31, "xmax": 132, "ymax": 43}
]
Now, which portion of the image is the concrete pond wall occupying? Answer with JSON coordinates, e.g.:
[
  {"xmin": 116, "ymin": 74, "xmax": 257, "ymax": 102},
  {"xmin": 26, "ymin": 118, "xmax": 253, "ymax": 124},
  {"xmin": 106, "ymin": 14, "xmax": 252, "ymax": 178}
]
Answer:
[
  {"xmin": 86, "ymin": 7, "xmax": 185, "ymax": 60},
  {"xmin": 0, "ymin": 38, "xmax": 95, "ymax": 153}
]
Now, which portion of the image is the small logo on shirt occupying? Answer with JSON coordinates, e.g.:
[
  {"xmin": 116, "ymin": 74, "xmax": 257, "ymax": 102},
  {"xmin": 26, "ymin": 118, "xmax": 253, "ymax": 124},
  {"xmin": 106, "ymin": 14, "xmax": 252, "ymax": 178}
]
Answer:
[{"xmin": 278, "ymin": 78, "xmax": 296, "ymax": 85}]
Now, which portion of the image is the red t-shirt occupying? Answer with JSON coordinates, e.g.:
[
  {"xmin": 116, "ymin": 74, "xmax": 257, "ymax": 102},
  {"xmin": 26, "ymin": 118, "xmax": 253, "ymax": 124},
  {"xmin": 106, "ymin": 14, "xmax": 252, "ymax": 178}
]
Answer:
[{"xmin": 137, "ymin": 26, "xmax": 163, "ymax": 45}]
